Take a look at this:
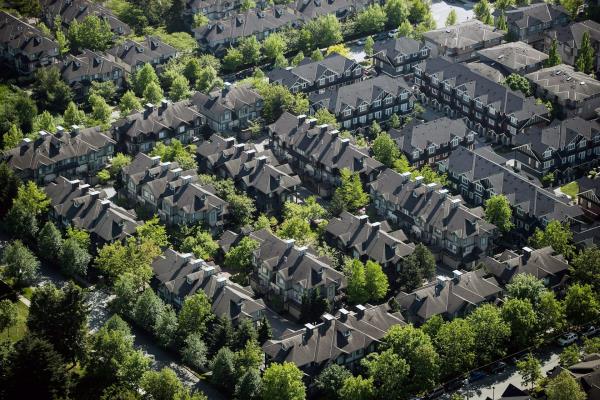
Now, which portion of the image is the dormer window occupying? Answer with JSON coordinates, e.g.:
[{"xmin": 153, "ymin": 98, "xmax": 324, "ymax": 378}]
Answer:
[
  {"xmin": 431, "ymin": 76, "xmax": 439, "ymax": 85},
  {"xmin": 567, "ymin": 142, "xmax": 575, "ymax": 151},
  {"xmin": 412, "ymin": 150, "xmax": 419, "ymax": 159},
  {"xmin": 385, "ymin": 96, "xmax": 392, "ymax": 105},
  {"xmin": 543, "ymin": 149, "xmax": 552, "ymax": 159},
  {"xmin": 428, "ymin": 145, "xmax": 436, "ymax": 154},
  {"xmin": 318, "ymin": 78, "xmax": 326, "ymax": 86},
  {"xmin": 359, "ymin": 104, "xmax": 367, "ymax": 112},
  {"xmin": 373, "ymin": 99, "xmax": 381, "ymax": 107},
  {"xmin": 579, "ymin": 139, "xmax": 587, "ymax": 148},
  {"xmin": 354, "ymin": 67, "xmax": 361, "ymax": 75},
  {"xmin": 451, "ymin": 137, "xmax": 459, "ymax": 147},
  {"xmin": 488, "ymin": 107, "xmax": 496, "ymax": 115},
  {"xmin": 345, "ymin": 69, "xmax": 351, "ymax": 77},
  {"xmin": 343, "ymin": 108, "xmax": 352, "ymax": 117}
]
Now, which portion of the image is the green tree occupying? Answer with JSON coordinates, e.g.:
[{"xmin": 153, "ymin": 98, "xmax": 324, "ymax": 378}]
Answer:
[
  {"xmin": 399, "ymin": 243, "xmax": 435, "ymax": 291},
  {"xmin": 504, "ymin": 73, "xmax": 531, "ymax": 96},
  {"xmin": 0, "ymin": 163, "xmax": 21, "ymax": 218},
  {"xmin": 141, "ymin": 367, "xmax": 205, "ymax": 400},
  {"xmin": 364, "ymin": 260, "xmax": 389, "ymax": 302},
  {"xmin": 60, "ymin": 237, "xmax": 91, "ymax": 277},
  {"xmin": 32, "ymin": 67, "xmax": 73, "ymax": 112},
  {"xmin": 570, "ymin": 245, "xmax": 600, "ymax": 292},
  {"xmin": 299, "ymin": 15, "xmax": 343, "ymax": 50},
  {"xmin": 433, "ymin": 318, "xmax": 476, "ymax": 378},
  {"xmin": 133, "ymin": 289, "xmax": 164, "ymax": 332},
  {"xmin": 529, "ymin": 220, "xmax": 575, "ymax": 259},
  {"xmin": 27, "ymin": 282, "xmax": 88, "ymax": 364},
  {"xmin": 136, "ymin": 216, "xmax": 169, "ymax": 248},
  {"xmin": 211, "ymin": 347, "xmax": 236, "ymax": 391},
  {"xmin": 95, "ymin": 237, "xmax": 158, "ymax": 287},
  {"xmin": 5, "ymin": 181, "xmax": 49, "ymax": 239},
  {"xmin": 67, "ymin": 15, "xmax": 113, "ymax": 51},
  {"xmin": 134, "ymin": 63, "xmax": 160, "ymax": 97},
  {"xmin": 564, "ymin": 283, "xmax": 600, "ymax": 326},
  {"xmin": 181, "ymin": 229, "xmax": 219, "ymax": 260},
  {"xmin": 314, "ymin": 108, "xmax": 338, "ymax": 126},
  {"xmin": 239, "ymin": 36, "xmax": 262, "ymax": 65},
  {"xmin": 255, "ymin": 83, "xmax": 309, "ymax": 123},
  {"xmin": 63, "ymin": 101, "xmax": 86, "ymax": 126},
  {"xmin": 234, "ymin": 339, "xmax": 263, "ymax": 375},
  {"xmin": 546, "ymin": 370, "xmax": 586, "ymax": 400},
  {"xmin": 507, "ymin": 273, "xmax": 547, "ymax": 306},
  {"xmin": 235, "ymin": 368, "xmax": 262, "ymax": 400},
  {"xmin": 291, "ymin": 51, "xmax": 305, "ymax": 66},
  {"xmin": 355, "ymin": 4, "xmax": 387, "ymax": 34},
  {"xmin": 315, "ymin": 364, "xmax": 352, "ymax": 399},
  {"xmin": 37, "ymin": 221, "xmax": 63, "ymax": 263},
  {"xmin": 166, "ymin": 0, "xmax": 187, "ymax": 32},
  {"xmin": 1, "ymin": 240, "xmax": 39, "ymax": 286},
  {"xmin": 262, "ymin": 362, "xmax": 306, "ymax": 400},
  {"xmin": 154, "ymin": 304, "xmax": 178, "ymax": 348},
  {"xmin": 385, "ymin": 0, "xmax": 411, "ymax": 28},
  {"xmin": 150, "ymin": 139, "xmax": 197, "ymax": 170},
  {"xmin": 208, "ymin": 316, "xmax": 234, "ymax": 356},
  {"xmin": 467, "ymin": 304, "xmax": 511, "ymax": 364},
  {"xmin": 227, "ymin": 193, "xmax": 257, "ymax": 228},
  {"xmin": 224, "ymin": 237, "xmax": 259, "ymax": 274},
  {"xmin": 233, "ymin": 318, "xmax": 259, "ymax": 351},
  {"xmin": 90, "ymin": 81, "xmax": 117, "ymax": 103},
  {"xmin": 181, "ymin": 333, "xmax": 208, "ymax": 370},
  {"xmin": 517, "ymin": 353, "xmax": 542, "ymax": 391},
  {"xmin": 559, "ymin": 344, "xmax": 580, "ymax": 367},
  {"xmin": 119, "ymin": 91, "xmax": 142, "ymax": 117},
  {"xmin": 197, "ymin": 66, "xmax": 222, "ymax": 93},
  {"xmin": 110, "ymin": 153, "xmax": 132, "ymax": 177},
  {"xmin": 263, "ymin": 33, "xmax": 287, "ymax": 61},
  {"xmin": 474, "ymin": 0, "xmax": 492, "ymax": 22},
  {"xmin": 143, "ymin": 81, "xmax": 164, "ymax": 104},
  {"xmin": 346, "ymin": 259, "xmax": 368, "ymax": 304},
  {"xmin": 446, "ymin": 9, "xmax": 458, "ymax": 26},
  {"xmin": 372, "ymin": 132, "xmax": 400, "ymax": 167},
  {"xmin": 332, "ymin": 168, "xmax": 369, "ymax": 213},
  {"xmin": 364, "ymin": 36, "xmax": 374, "ymax": 57},
  {"xmin": 496, "ymin": 12, "xmax": 508, "ymax": 30},
  {"xmin": 560, "ymin": 0, "xmax": 583, "ymax": 19},
  {"xmin": 32, "ymin": 110, "xmax": 57, "ymax": 133},
  {"xmin": 223, "ymin": 47, "xmax": 244, "ymax": 71},
  {"xmin": 178, "ymin": 292, "xmax": 213, "ymax": 338},
  {"xmin": 484, "ymin": 194, "xmax": 514, "ymax": 232},
  {"xmin": 575, "ymin": 31, "xmax": 594, "ymax": 74},
  {"xmin": 89, "ymin": 93, "xmax": 112, "ymax": 127},
  {"xmin": 169, "ymin": 74, "xmax": 190, "ymax": 101},
  {"xmin": 257, "ymin": 316, "xmax": 273, "ymax": 344},
  {"xmin": 398, "ymin": 19, "xmax": 414, "ymax": 38},
  {"xmin": 502, "ymin": 298, "xmax": 538, "ymax": 349},
  {"xmin": 0, "ymin": 299, "xmax": 18, "ymax": 332},
  {"xmin": 362, "ymin": 349, "xmax": 409, "ymax": 399},
  {"xmin": 2, "ymin": 124, "xmax": 23, "ymax": 150},
  {"xmin": 546, "ymin": 39, "xmax": 562, "ymax": 67},
  {"xmin": 339, "ymin": 376, "xmax": 375, "ymax": 400},
  {"xmin": 537, "ymin": 291, "xmax": 565, "ymax": 334},
  {"xmin": 311, "ymin": 48, "xmax": 324, "ymax": 61}
]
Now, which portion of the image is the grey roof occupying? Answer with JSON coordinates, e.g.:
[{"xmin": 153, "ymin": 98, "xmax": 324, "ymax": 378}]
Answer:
[
  {"xmin": 40, "ymin": 0, "xmax": 131, "ymax": 35},
  {"xmin": 113, "ymin": 101, "xmax": 201, "ymax": 139},
  {"xmin": 390, "ymin": 117, "xmax": 472, "ymax": 154},
  {"xmin": 190, "ymin": 84, "xmax": 262, "ymax": 121},
  {"xmin": 252, "ymin": 229, "xmax": 346, "ymax": 291},
  {"xmin": 440, "ymin": 146, "xmax": 584, "ymax": 222},
  {"xmin": 419, "ymin": 57, "xmax": 548, "ymax": 121},
  {"xmin": 122, "ymin": 152, "xmax": 190, "ymax": 187},
  {"xmin": 326, "ymin": 211, "xmax": 415, "ymax": 265},
  {"xmin": 545, "ymin": 20, "xmax": 600, "ymax": 52},
  {"xmin": 525, "ymin": 64, "xmax": 600, "ymax": 103},
  {"xmin": 263, "ymin": 304, "xmax": 405, "ymax": 371},
  {"xmin": 309, "ymin": 74, "xmax": 411, "ymax": 114},
  {"xmin": 373, "ymin": 36, "xmax": 424, "ymax": 63},
  {"xmin": 465, "ymin": 62, "xmax": 507, "ymax": 83},
  {"xmin": 153, "ymin": 248, "xmax": 266, "ymax": 321},
  {"xmin": 515, "ymin": 117, "xmax": 600, "ymax": 155},
  {"xmin": 0, "ymin": 11, "xmax": 59, "ymax": 64},
  {"xmin": 45, "ymin": 176, "xmax": 140, "ymax": 242},
  {"xmin": 292, "ymin": 0, "xmax": 368, "ymax": 19},
  {"xmin": 477, "ymin": 41, "xmax": 548, "ymax": 71},
  {"xmin": 423, "ymin": 20, "xmax": 504, "ymax": 50},
  {"xmin": 4, "ymin": 126, "xmax": 115, "ymax": 174},
  {"xmin": 397, "ymin": 269, "xmax": 502, "ymax": 321},
  {"xmin": 369, "ymin": 168, "xmax": 497, "ymax": 240},
  {"xmin": 498, "ymin": 2, "xmax": 568, "ymax": 29},
  {"xmin": 106, "ymin": 36, "xmax": 178, "ymax": 71},
  {"xmin": 60, "ymin": 49, "xmax": 126, "ymax": 83},
  {"xmin": 155, "ymin": 175, "xmax": 227, "ymax": 215},
  {"xmin": 268, "ymin": 53, "xmax": 358, "ymax": 88},
  {"xmin": 269, "ymin": 112, "xmax": 384, "ymax": 176},
  {"xmin": 482, "ymin": 246, "xmax": 569, "ymax": 286}
]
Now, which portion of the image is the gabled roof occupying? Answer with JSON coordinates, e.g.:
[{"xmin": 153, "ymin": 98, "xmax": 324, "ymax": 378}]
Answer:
[
  {"xmin": 0, "ymin": 11, "xmax": 59, "ymax": 62},
  {"xmin": 545, "ymin": 20, "xmax": 600, "ymax": 51},
  {"xmin": 373, "ymin": 36, "xmax": 424, "ymax": 63},
  {"xmin": 293, "ymin": 0, "xmax": 368, "ymax": 19},
  {"xmin": 515, "ymin": 117, "xmax": 600, "ymax": 155},
  {"xmin": 106, "ymin": 36, "xmax": 178, "ymax": 70},
  {"xmin": 390, "ymin": 117, "xmax": 472, "ymax": 154},
  {"xmin": 190, "ymin": 84, "xmax": 262, "ymax": 120},
  {"xmin": 60, "ymin": 49, "xmax": 126, "ymax": 82},
  {"xmin": 40, "ymin": 0, "xmax": 131, "ymax": 35},
  {"xmin": 268, "ymin": 53, "xmax": 358, "ymax": 87},
  {"xmin": 423, "ymin": 20, "xmax": 504, "ymax": 49},
  {"xmin": 498, "ymin": 2, "xmax": 568, "ymax": 29},
  {"xmin": 477, "ymin": 41, "xmax": 548, "ymax": 71},
  {"xmin": 525, "ymin": 64, "xmax": 600, "ymax": 103}
]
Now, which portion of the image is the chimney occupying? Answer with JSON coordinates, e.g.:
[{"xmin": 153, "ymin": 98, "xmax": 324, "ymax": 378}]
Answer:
[
  {"xmin": 160, "ymin": 99, "xmax": 169, "ymax": 109},
  {"xmin": 39, "ymin": 130, "xmax": 49, "ymax": 140},
  {"xmin": 181, "ymin": 175, "xmax": 193, "ymax": 185},
  {"xmin": 400, "ymin": 171, "xmax": 412, "ymax": 182},
  {"xmin": 201, "ymin": 265, "xmax": 216, "ymax": 277},
  {"xmin": 89, "ymin": 189, "xmax": 101, "ymax": 200},
  {"xmin": 339, "ymin": 308, "xmax": 349, "ymax": 322},
  {"xmin": 330, "ymin": 129, "xmax": 339, "ymax": 139},
  {"xmin": 297, "ymin": 114, "xmax": 307, "ymax": 126},
  {"xmin": 160, "ymin": 161, "xmax": 171, "ymax": 171},
  {"xmin": 522, "ymin": 247, "xmax": 533, "ymax": 262},
  {"xmin": 425, "ymin": 182, "xmax": 438, "ymax": 192},
  {"xmin": 438, "ymin": 188, "xmax": 449, "ymax": 198},
  {"xmin": 100, "ymin": 199, "xmax": 111, "ymax": 209},
  {"xmin": 181, "ymin": 252, "xmax": 194, "ymax": 261},
  {"xmin": 144, "ymin": 103, "xmax": 154, "ymax": 115},
  {"xmin": 414, "ymin": 176, "xmax": 424, "ymax": 186},
  {"xmin": 307, "ymin": 118, "xmax": 317, "ymax": 128},
  {"xmin": 79, "ymin": 183, "xmax": 91, "ymax": 193},
  {"xmin": 222, "ymin": 81, "xmax": 232, "ymax": 95},
  {"xmin": 225, "ymin": 137, "xmax": 236, "ymax": 148},
  {"xmin": 56, "ymin": 125, "xmax": 65, "ymax": 137},
  {"xmin": 317, "ymin": 124, "xmax": 328, "ymax": 134},
  {"xmin": 296, "ymin": 246, "xmax": 308, "ymax": 256},
  {"xmin": 371, "ymin": 222, "xmax": 381, "ymax": 231},
  {"xmin": 189, "ymin": 259, "xmax": 204, "ymax": 270},
  {"xmin": 284, "ymin": 238, "xmax": 295, "ymax": 249},
  {"xmin": 358, "ymin": 214, "xmax": 368, "ymax": 225},
  {"xmin": 186, "ymin": 272, "xmax": 200, "ymax": 284},
  {"xmin": 452, "ymin": 270, "xmax": 463, "ymax": 281},
  {"xmin": 257, "ymin": 155, "xmax": 268, "ymax": 167},
  {"xmin": 340, "ymin": 138, "xmax": 350, "ymax": 148},
  {"xmin": 20, "ymin": 137, "xmax": 32, "ymax": 147},
  {"xmin": 244, "ymin": 149, "xmax": 256, "ymax": 161},
  {"xmin": 304, "ymin": 323, "xmax": 316, "ymax": 340},
  {"xmin": 436, "ymin": 275, "xmax": 449, "ymax": 287},
  {"xmin": 70, "ymin": 125, "xmax": 80, "ymax": 136},
  {"xmin": 68, "ymin": 179, "xmax": 80, "ymax": 191},
  {"xmin": 171, "ymin": 167, "xmax": 182, "ymax": 177},
  {"xmin": 449, "ymin": 198, "xmax": 462, "ymax": 209},
  {"xmin": 321, "ymin": 313, "xmax": 335, "ymax": 328},
  {"xmin": 150, "ymin": 155, "xmax": 161, "ymax": 166},
  {"xmin": 216, "ymin": 275, "xmax": 228, "ymax": 288},
  {"xmin": 355, "ymin": 304, "xmax": 366, "ymax": 319}
]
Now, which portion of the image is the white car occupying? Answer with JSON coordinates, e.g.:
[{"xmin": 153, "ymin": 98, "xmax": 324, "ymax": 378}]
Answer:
[
  {"xmin": 582, "ymin": 326, "xmax": 599, "ymax": 337},
  {"xmin": 558, "ymin": 332, "xmax": 578, "ymax": 346}
]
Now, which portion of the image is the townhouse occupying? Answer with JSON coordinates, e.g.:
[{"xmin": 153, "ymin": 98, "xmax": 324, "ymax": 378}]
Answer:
[
  {"xmin": 525, "ymin": 64, "xmax": 600, "ymax": 120},
  {"xmin": 513, "ymin": 117, "xmax": 600, "ymax": 180},
  {"xmin": 544, "ymin": 20, "xmax": 600, "ymax": 74},
  {"xmin": 263, "ymin": 304, "xmax": 405, "ymax": 377},
  {"xmin": 45, "ymin": 176, "xmax": 140, "ymax": 245},
  {"xmin": 439, "ymin": 146, "xmax": 585, "ymax": 241},
  {"xmin": 422, "ymin": 20, "xmax": 504, "ymax": 63},
  {"xmin": 325, "ymin": 212, "xmax": 415, "ymax": 274},
  {"xmin": 547, "ymin": 355, "xmax": 600, "ymax": 400},
  {"xmin": 396, "ymin": 269, "xmax": 503, "ymax": 325},
  {"xmin": 414, "ymin": 57, "xmax": 549, "ymax": 144},
  {"xmin": 268, "ymin": 112, "xmax": 385, "ymax": 197},
  {"xmin": 4, "ymin": 125, "xmax": 115, "ymax": 184},
  {"xmin": 496, "ymin": 3, "xmax": 569, "ymax": 47},
  {"xmin": 0, "ymin": 12, "xmax": 59, "ymax": 74},
  {"xmin": 389, "ymin": 117, "xmax": 475, "ymax": 168},
  {"xmin": 476, "ymin": 41, "xmax": 548, "ymax": 75},
  {"xmin": 112, "ymin": 100, "xmax": 204, "ymax": 154},
  {"xmin": 577, "ymin": 176, "xmax": 600, "ymax": 218},
  {"xmin": 106, "ymin": 36, "xmax": 179, "ymax": 74},
  {"xmin": 193, "ymin": 7, "xmax": 300, "ymax": 53},
  {"xmin": 190, "ymin": 83, "xmax": 262, "ymax": 133},
  {"xmin": 292, "ymin": 0, "xmax": 371, "ymax": 21},
  {"xmin": 197, "ymin": 134, "xmax": 300, "ymax": 214},
  {"xmin": 152, "ymin": 248, "xmax": 266, "ymax": 324},
  {"xmin": 482, "ymin": 246, "xmax": 569, "ymax": 289},
  {"xmin": 59, "ymin": 50, "xmax": 128, "ymax": 98},
  {"xmin": 309, "ymin": 75, "xmax": 414, "ymax": 130},
  {"xmin": 40, "ymin": 0, "xmax": 131, "ymax": 36},
  {"xmin": 250, "ymin": 229, "xmax": 346, "ymax": 320},
  {"xmin": 186, "ymin": 0, "xmax": 244, "ymax": 20},
  {"xmin": 369, "ymin": 168, "xmax": 497, "ymax": 268},
  {"xmin": 372, "ymin": 36, "xmax": 430, "ymax": 77},
  {"xmin": 121, "ymin": 153, "xmax": 227, "ymax": 230},
  {"xmin": 267, "ymin": 53, "xmax": 363, "ymax": 94}
]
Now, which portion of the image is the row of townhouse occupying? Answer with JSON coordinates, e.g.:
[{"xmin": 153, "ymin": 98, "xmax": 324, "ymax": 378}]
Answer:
[
  {"xmin": 543, "ymin": 20, "xmax": 600, "ymax": 76},
  {"xmin": 267, "ymin": 53, "xmax": 364, "ymax": 94},
  {"xmin": 476, "ymin": 41, "xmax": 548, "ymax": 76},
  {"xmin": 414, "ymin": 57, "xmax": 550, "ymax": 145},
  {"xmin": 372, "ymin": 37, "xmax": 431, "ymax": 78},
  {"xmin": 268, "ymin": 112, "xmax": 384, "ymax": 197},
  {"xmin": 396, "ymin": 244, "xmax": 569, "ymax": 325},
  {"xmin": 3, "ymin": 125, "xmax": 115, "ymax": 185},
  {"xmin": 389, "ymin": 116, "xmax": 476, "ymax": 169},
  {"xmin": 369, "ymin": 168, "xmax": 497, "ymax": 269},
  {"xmin": 151, "ymin": 248, "xmax": 267, "ymax": 325},
  {"xmin": 121, "ymin": 153, "xmax": 227, "ymax": 231},
  {"xmin": 44, "ymin": 176, "xmax": 140, "ymax": 247},
  {"xmin": 513, "ymin": 117, "xmax": 600, "ymax": 181},
  {"xmin": 309, "ymin": 74, "xmax": 415, "ymax": 130},
  {"xmin": 576, "ymin": 176, "xmax": 600, "ymax": 219},
  {"xmin": 40, "ymin": 0, "xmax": 131, "ymax": 36},
  {"xmin": 0, "ymin": 11, "xmax": 60, "ymax": 74},
  {"xmin": 250, "ymin": 228, "xmax": 346, "ymax": 320},
  {"xmin": 196, "ymin": 134, "xmax": 301, "ymax": 214},
  {"xmin": 438, "ymin": 146, "xmax": 585, "ymax": 242}
]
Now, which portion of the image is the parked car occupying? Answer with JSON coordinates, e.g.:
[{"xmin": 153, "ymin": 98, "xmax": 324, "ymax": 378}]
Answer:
[
  {"xmin": 469, "ymin": 371, "xmax": 487, "ymax": 382},
  {"xmin": 357, "ymin": 39, "xmax": 365, "ymax": 46},
  {"xmin": 558, "ymin": 332, "xmax": 578, "ymax": 346},
  {"xmin": 489, "ymin": 361, "xmax": 507, "ymax": 374},
  {"xmin": 582, "ymin": 326, "xmax": 599, "ymax": 337}
]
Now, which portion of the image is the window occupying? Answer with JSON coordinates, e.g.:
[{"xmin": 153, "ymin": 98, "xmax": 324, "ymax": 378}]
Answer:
[
  {"xmin": 432, "ymin": 76, "xmax": 439, "ymax": 85},
  {"xmin": 385, "ymin": 108, "xmax": 392, "ymax": 116},
  {"xmin": 568, "ymin": 154, "xmax": 575, "ymax": 163},
  {"xmin": 543, "ymin": 160, "xmax": 552, "ymax": 169},
  {"xmin": 428, "ymin": 145, "xmax": 435, "ymax": 154},
  {"xmin": 451, "ymin": 137, "xmax": 459, "ymax": 146},
  {"xmin": 373, "ymin": 99, "xmax": 381, "ymax": 107},
  {"xmin": 579, "ymin": 139, "xmax": 587, "ymax": 148},
  {"xmin": 329, "ymin": 75, "xmax": 335, "ymax": 83},
  {"xmin": 318, "ymin": 78, "xmax": 325, "ymax": 86},
  {"xmin": 359, "ymin": 115, "xmax": 367, "ymax": 123},
  {"xmin": 343, "ymin": 109, "xmax": 352, "ymax": 117},
  {"xmin": 567, "ymin": 142, "xmax": 575, "ymax": 151},
  {"xmin": 385, "ymin": 97, "xmax": 392, "ymax": 105},
  {"xmin": 543, "ymin": 149, "xmax": 552, "ymax": 159},
  {"xmin": 400, "ymin": 92, "xmax": 408, "ymax": 101},
  {"xmin": 355, "ymin": 68, "xmax": 361, "ymax": 75},
  {"xmin": 412, "ymin": 150, "xmax": 419, "ymax": 159},
  {"xmin": 359, "ymin": 104, "xmax": 367, "ymax": 112},
  {"xmin": 400, "ymin": 103, "xmax": 408, "ymax": 112},
  {"xmin": 488, "ymin": 107, "xmax": 496, "ymax": 115}
]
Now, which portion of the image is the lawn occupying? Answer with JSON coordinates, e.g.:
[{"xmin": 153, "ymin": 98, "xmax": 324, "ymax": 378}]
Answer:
[
  {"xmin": 561, "ymin": 181, "xmax": 579, "ymax": 199},
  {"xmin": 0, "ymin": 300, "xmax": 29, "ymax": 343}
]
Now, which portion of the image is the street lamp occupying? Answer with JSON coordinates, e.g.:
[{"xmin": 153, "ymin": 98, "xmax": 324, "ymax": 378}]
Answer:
[{"xmin": 492, "ymin": 385, "xmax": 496, "ymax": 400}]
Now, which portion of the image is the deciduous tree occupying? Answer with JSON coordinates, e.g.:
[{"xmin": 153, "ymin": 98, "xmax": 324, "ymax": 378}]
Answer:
[
  {"xmin": 261, "ymin": 362, "xmax": 306, "ymax": 400},
  {"xmin": 484, "ymin": 194, "xmax": 514, "ymax": 232}
]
